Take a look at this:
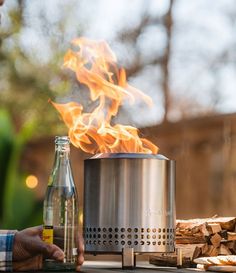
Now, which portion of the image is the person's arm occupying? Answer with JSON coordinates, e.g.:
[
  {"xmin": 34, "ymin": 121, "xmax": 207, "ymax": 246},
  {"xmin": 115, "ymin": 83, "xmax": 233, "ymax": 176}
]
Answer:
[
  {"xmin": 0, "ymin": 226, "xmax": 84, "ymax": 271},
  {"xmin": 0, "ymin": 227, "xmax": 64, "ymax": 271},
  {"xmin": 0, "ymin": 230, "xmax": 16, "ymax": 271}
]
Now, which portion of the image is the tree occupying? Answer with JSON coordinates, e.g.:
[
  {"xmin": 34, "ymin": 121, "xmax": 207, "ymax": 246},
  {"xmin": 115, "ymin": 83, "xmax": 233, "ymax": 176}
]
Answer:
[{"xmin": 0, "ymin": 0, "xmax": 69, "ymax": 228}]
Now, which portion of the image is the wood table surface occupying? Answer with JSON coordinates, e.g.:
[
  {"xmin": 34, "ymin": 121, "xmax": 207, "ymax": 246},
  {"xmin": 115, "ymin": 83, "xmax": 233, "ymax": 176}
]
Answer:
[{"xmin": 78, "ymin": 261, "xmax": 204, "ymax": 273}]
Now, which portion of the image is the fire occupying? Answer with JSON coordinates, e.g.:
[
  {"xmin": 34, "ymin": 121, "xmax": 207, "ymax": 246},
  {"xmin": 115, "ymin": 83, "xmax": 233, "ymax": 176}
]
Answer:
[{"xmin": 51, "ymin": 37, "xmax": 158, "ymax": 154}]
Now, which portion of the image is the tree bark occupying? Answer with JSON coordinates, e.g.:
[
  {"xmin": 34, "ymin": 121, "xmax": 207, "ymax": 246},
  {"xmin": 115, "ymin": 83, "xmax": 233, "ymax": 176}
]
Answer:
[{"xmin": 162, "ymin": 0, "xmax": 174, "ymax": 122}]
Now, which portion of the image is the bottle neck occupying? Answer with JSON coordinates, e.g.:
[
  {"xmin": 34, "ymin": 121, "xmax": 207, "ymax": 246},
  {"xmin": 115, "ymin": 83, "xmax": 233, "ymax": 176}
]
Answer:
[
  {"xmin": 50, "ymin": 140, "xmax": 74, "ymax": 187},
  {"xmin": 55, "ymin": 142, "xmax": 70, "ymax": 160}
]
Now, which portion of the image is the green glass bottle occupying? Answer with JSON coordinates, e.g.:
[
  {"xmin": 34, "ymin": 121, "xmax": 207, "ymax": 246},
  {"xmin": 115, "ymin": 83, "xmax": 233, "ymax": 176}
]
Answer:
[{"xmin": 43, "ymin": 136, "xmax": 78, "ymax": 270}]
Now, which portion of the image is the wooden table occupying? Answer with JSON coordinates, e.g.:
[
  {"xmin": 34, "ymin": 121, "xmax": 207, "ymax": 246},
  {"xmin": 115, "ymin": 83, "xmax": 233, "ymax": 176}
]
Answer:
[{"xmin": 80, "ymin": 261, "xmax": 202, "ymax": 273}]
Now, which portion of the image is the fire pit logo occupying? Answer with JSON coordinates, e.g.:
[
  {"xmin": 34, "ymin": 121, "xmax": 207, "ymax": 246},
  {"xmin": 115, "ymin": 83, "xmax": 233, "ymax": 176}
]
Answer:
[{"xmin": 146, "ymin": 208, "xmax": 172, "ymax": 217}]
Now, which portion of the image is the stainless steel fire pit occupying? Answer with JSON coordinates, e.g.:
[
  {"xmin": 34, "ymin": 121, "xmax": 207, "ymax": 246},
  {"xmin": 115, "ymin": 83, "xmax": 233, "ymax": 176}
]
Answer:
[{"xmin": 83, "ymin": 153, "xmax": 176, "ymax": 267}]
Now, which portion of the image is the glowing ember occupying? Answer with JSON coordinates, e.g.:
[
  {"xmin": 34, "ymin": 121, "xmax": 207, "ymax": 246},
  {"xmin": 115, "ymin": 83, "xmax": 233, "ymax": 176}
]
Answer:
[{"xmin": 51, "ymin": 37, "xmax": 158, "ymax": 154}]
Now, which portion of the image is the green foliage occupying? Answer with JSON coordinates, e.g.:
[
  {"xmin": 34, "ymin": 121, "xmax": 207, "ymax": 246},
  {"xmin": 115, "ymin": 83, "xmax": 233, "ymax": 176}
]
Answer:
[
  {"xmin": 0, "ymin": 110, "xmax": 14, "ymax": 221},
  {"xmin": 2, "ymin": 115, "xmax": 34, "ymax": 228},
  {"xmin": 4, "ymin": 174, "xmax": 35, "ymax": 229},
  {"xmin": 0, "ymin": 2, "xmax": 69, "ymax": 229},
  {"xmin": 0, "ymin": 3, "xmax": 68, "ymax": 137},
  {"xmin": 0, "ymin": 109, "xmax": 41, "ymax": 229}
]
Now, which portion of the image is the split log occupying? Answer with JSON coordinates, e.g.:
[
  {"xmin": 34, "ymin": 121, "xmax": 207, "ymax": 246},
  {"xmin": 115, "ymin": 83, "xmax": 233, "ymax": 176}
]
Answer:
[
  {"xmin": 192, "ymin": 246, "xmax": 202, "ymax": 260},
  {"xmin": 201, "ymin": 243, "xmax": 210, "ymax": 255},
  {"xmin": 176, "ymin": 231, "xmax": 236, "ymax": 245},
  {"xmin": 149, "ymin": 254, "xmax": 192, "ymax": 268},
  {"xmin": 227, "ymin": 232, "xmax": 236, "ymax": 241},
  {"xmin": 149, "ymin": 253, "xmax": 191, "ymax": 267},
  {"xmin": 175, "ymin": 236, "xmax": 206, "ymax": 244},
  {"xmin": 176, "ymin": 217, "xmax": 236, "ymax": 232},
  {"xmin": 149, "ymin": 244, "xmax": 204, "ymax": 268},
  {"xmin": 207, "ymin": 223, "xmax": 222, "ymax": 234},
  {"xmin": 226, "ymin": 241, "xmax": 236, "ymax": 254},
  {"xmin": 218, "ymin": 244, "xmax": 232, "ymax": 255},
  {"xmin": 176, "ymin": 217, "xmax": 236, "ymax": 244},
  {"xmin": 210, "ymin": 233, "xmax": 222, "ymax": 248},
  {"xmin": 150, "ymin": 217, "xmax": 236, "ymax": 268}
]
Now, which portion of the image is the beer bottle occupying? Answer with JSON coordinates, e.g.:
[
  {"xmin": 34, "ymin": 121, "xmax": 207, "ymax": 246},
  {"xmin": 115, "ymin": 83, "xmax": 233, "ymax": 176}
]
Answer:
[{"xmin": 43, "ymin": 136, "xmax": 78, "ymax": 270}]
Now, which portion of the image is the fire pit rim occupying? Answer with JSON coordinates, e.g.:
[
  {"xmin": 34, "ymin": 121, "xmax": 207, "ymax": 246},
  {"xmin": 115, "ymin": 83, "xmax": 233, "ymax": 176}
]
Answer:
[{"xmin": 87, "ymin": 153, "xmax": 170, "ymax": 160}]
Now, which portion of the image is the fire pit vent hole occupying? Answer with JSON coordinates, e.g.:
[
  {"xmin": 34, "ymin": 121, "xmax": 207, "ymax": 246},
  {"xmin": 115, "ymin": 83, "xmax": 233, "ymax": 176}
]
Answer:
[{"xmin": 84, "ymin": 227, "xmax": 175, "ymax": 247}]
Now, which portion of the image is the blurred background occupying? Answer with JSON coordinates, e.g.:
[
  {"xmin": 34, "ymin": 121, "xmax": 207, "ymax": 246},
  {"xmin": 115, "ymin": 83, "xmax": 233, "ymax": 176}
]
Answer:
[{"xmin": 1, "ymin": 0, "xmax": 236, "ymax": 230}]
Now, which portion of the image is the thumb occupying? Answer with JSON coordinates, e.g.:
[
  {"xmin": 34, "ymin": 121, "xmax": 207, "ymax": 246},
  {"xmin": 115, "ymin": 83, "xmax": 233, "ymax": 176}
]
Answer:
[{"xmin": 31, "ymin": 240, "xmax": 64, "ymax": 261}]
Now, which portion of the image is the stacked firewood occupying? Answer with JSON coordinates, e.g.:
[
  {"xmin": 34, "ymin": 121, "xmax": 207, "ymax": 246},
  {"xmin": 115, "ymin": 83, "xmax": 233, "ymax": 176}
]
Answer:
[
  {"xmin": 176, "ymin": 217, "xmax": 236, "ymax": 258},
  {"xmin": 150, "ymin": 217, "xmax": 236, "ymax": 267}
]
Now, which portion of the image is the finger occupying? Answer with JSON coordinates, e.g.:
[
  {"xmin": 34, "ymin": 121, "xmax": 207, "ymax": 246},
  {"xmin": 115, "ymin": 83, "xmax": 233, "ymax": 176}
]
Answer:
[
  {"xmin": 42, "ymin": 244, "xmax": 64, "ymax": 261},
  {"xmin": 76, "ymin": 233, "xmax": 84, "ymax": 271},
  {"xmin": 13, "ymin": 255, "xmax": 43, "ymax": 271},
  {"xmin": 77, "ymin": 250, "xmax": 84, "ymax": 266},
  {"xmin": 77, "ymin": 233, "xmax": 84, "ymax": 254},
  {"xmin": 76, "ymin": 250, "xmax": 84, "ymax": 267},
  {"xmin": 29, "ymin": 239, "xmax": 64, "ymax": 261},
  {"xmin": 33, "ymin": 226, "xmax": 44, "ymax": 238},
  {"xmin": 76, "ymin": 253, "xmax": 85, "ymax": 273},
  {"xmin": 22, "ymin": 226, "xmax": 43, "ymax": 237}
]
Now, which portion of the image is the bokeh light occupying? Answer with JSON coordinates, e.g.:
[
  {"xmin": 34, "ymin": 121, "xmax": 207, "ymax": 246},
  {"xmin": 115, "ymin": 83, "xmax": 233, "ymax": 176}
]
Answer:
[{"xmin": 25, "ymin": 175, "xmax": 38, "ymax": 189}]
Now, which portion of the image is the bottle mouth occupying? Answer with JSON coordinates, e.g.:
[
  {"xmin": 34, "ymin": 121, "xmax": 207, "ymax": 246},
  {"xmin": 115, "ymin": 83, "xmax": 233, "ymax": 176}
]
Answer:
[{"xmin": 55, "ymin": 136, "xmax": 70, "ymax": 145}]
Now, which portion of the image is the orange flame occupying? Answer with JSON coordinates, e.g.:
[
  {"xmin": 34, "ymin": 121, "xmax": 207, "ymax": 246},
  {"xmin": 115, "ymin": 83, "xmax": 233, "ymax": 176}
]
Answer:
[{"xmin": 51, "ymin": 37, "xmax": 158, "ymax": 154}]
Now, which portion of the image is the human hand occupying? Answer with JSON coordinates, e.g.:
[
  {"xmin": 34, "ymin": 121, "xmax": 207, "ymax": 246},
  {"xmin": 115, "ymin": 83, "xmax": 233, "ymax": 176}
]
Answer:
[
  {"xmin": 13, "ymin": 226, "xmax": 84, "ymax": 271},
  {"xmin": 76, "ymin": 232, "xmax": 84, "ymax": 271},
  {"xmin": 13, "ymin": 226, "xmax": 64, "ymax": 271}
]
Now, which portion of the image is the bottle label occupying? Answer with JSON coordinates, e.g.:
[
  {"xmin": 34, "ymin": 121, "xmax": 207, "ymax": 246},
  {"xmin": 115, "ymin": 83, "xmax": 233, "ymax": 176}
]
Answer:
[{"xmin": 43, "ymin": 226, "xmax": 54, "ymax": 244}]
